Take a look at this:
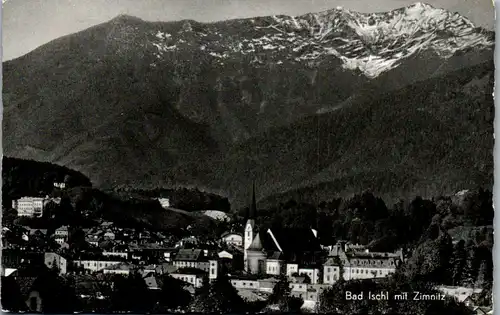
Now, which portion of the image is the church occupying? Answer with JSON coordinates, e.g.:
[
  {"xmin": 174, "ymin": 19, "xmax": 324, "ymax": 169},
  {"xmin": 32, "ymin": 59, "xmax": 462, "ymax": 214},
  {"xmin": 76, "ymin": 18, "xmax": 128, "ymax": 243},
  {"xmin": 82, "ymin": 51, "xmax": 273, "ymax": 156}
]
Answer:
[{"xmin": 243, "ymin": 184, "xmax": 324, "ymax": 277}]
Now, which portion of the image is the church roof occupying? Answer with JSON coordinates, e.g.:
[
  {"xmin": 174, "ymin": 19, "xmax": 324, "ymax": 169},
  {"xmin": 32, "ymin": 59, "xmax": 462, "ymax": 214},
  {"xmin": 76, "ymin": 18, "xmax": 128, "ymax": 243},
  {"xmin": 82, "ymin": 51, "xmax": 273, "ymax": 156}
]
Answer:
[
  {"xmin": 248, "ymin": 233, "xmax": 264, "ymax": 250},
  {"xmin": 268, "ymin": 228, "xmax": 322, "ymax": 253}
]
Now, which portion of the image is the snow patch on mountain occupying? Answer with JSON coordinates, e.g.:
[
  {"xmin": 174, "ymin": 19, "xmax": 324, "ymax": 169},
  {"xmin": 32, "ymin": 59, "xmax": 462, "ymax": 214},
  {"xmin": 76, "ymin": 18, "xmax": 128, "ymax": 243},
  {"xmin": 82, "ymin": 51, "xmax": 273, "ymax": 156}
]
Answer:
[{"xmin": 148, "ymin": 2, "xmax": 493, "ymax": 77}]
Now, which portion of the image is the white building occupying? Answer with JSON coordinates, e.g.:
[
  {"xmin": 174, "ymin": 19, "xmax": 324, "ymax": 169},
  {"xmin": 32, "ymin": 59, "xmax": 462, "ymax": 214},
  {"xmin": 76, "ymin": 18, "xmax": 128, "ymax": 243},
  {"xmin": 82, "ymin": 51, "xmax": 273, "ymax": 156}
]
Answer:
[
  {"xmin": 221, "ymin": 232, "xmax": 243, "ymax": 247},
  {"xmin": 103, "ymin": 262, "xmax": 134, "ymax": 276},
  {"xmin": 12, "ymin": 197, "xmax": 46, "ymax": 217},
  {"xmin": 323, "ymin": 241, "xmax": 402, "ymax": 284},
  {"xmin": 72, "ymin": 259, "xmax": 123, "ymax": 273},
  {"xmin": 53, "ymin": 182, "xmax": 66, "ymax": 189},
  {"xmin": 297, "ymin": 267, "xmax": 321, "ymax": 284},
  {"xmin": 157, "ymin": 198, "xmax": 171, "ymax": 209},
  {"xmin": 170, "ymin": 270, "xmax": 206, "ymax": 288}
]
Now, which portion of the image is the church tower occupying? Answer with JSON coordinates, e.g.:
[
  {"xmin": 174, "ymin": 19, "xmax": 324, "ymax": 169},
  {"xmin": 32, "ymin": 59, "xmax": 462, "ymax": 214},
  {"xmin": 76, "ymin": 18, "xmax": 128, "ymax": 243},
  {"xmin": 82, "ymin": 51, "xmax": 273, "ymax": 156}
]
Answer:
[{"xmin": 243, "ymin": 181, "xmax": 257, "ymax": 272}]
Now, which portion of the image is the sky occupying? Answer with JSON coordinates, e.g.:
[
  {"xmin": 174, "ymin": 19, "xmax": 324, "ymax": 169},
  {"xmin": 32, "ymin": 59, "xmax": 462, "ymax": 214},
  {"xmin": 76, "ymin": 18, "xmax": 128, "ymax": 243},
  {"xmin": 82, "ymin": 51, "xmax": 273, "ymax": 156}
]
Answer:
[{"xmin": 1, "ymin": 0, "xmax": 496, "ymax": 61}]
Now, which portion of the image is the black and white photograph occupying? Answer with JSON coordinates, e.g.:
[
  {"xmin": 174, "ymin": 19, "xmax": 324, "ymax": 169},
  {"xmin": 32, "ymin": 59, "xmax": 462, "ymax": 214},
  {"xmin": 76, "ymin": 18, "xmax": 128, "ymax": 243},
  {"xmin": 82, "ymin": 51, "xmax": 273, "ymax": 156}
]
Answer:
[{"xmin": 0, "ymin": 0, "xmax": 495, "ymax": 314}]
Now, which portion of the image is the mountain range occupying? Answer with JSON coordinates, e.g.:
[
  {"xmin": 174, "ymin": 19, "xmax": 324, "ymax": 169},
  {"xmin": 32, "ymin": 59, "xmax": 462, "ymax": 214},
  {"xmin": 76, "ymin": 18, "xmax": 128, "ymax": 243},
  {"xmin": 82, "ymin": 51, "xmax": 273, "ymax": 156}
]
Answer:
[{"xmin": 2, "ymin": 2, "xmax": 494, "ymax": 208}]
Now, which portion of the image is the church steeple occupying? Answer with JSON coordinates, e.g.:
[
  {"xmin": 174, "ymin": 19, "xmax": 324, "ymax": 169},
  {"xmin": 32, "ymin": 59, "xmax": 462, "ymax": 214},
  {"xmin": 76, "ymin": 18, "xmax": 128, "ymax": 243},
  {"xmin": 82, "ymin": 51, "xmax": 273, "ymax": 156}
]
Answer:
[
  {"xmin": 244, "ymin": 181, "xmax": 257, "ymax": 273},
  {"xmin": 250, "ymin": 181, "xmax": 257, "ymax": 219}
]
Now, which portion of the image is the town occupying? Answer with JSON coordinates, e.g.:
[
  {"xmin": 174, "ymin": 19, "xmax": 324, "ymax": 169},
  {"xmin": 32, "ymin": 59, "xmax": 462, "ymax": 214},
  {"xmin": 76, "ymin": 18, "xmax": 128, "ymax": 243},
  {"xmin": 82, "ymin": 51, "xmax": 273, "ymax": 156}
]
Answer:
[{"xmin": 1, "ymin": 180, "xmax": 492, "ymax": 314}]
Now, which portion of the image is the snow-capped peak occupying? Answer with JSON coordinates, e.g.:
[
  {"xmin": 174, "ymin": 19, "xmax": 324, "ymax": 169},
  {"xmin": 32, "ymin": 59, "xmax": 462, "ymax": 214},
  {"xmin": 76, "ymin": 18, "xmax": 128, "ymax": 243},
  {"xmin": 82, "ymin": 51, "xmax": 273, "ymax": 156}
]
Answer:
[{"xmin": 147, "ymin": 2, "xmax": 493, "ymax": 78}]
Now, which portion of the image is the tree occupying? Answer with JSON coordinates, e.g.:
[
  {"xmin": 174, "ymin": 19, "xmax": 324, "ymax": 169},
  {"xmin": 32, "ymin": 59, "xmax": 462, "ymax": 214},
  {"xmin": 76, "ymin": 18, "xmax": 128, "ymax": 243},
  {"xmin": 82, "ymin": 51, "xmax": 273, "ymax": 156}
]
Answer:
[
  {"xmin": 1, "ymin": 276, "xmax": 27, "ymax": 312},
  {"xmin": 157, "ymin": 275, "xmax": 191, "ymax": 311},
  {"xmin": 110, "ymin": 273, "xmax": 153, "ymax": 313},
  {"xmin": 268, "ymin": 275, "xmax": 291, "ymax": 306},
  {"xmin": 267, "ymin": 275, "xmax": 303, "ymax": 312},
  {"xmin": 461, "ymin": 241, "xmax": 478, "ymax": 287},
  {"xmin": 190, "ymin": 275, "xmax": 246, "ymax": 313},
  {"xmin": 475, "ymin": 260, "xmax": 487, "ymax": 288},
  {"xmin": 449, "ymin": 240, "xmax": 467, "ymax": 286}
]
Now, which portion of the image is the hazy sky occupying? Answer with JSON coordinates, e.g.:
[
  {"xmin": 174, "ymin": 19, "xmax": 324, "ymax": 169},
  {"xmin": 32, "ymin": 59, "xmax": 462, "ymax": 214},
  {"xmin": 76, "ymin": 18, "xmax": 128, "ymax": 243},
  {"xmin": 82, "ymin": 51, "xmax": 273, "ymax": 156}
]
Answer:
[{"xmin": 1, "ymin": 0, "xmax": 496, "ymax": 61}]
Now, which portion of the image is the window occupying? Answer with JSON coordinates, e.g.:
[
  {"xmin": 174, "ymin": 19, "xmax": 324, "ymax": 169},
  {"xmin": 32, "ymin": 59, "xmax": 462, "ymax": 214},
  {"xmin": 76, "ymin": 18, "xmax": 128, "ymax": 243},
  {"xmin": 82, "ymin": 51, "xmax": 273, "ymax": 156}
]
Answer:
[
  {"xmin": 327, "ymin": 267, "xmax": 331, "ymax": 272},
  {"xmin": 211, "ymin": 269, "xmax": 215, "ymax": 275},
  {"xmin": 327, "ymin": 276, "xmax": 330, "ymax": 281}
]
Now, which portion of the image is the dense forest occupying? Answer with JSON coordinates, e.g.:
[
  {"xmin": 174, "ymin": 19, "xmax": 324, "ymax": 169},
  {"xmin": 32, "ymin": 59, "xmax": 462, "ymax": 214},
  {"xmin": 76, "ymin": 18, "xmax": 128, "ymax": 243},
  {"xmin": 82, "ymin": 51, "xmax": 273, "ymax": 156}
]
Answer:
[{"xmin": 2, "ymin": 157, "xmax": 92, "ymax": 205}]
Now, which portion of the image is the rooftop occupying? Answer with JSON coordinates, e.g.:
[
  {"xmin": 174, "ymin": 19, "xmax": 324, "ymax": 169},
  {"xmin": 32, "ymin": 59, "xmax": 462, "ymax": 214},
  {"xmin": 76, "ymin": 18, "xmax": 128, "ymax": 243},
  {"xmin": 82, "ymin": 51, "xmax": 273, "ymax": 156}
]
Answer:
[
  {"xmin": 174, "ymin": 249, "xmax": 205, "ymax": 261},
  {"xmin": 173, "ymin": 267, "xmax": 207, "ymax": 275}
]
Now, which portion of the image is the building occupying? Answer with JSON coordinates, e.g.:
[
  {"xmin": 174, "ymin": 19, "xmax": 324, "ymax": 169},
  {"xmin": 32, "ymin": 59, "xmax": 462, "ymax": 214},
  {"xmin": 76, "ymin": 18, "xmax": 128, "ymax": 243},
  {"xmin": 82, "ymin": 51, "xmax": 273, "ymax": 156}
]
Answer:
[
  {"xmin": 209, "ymin": 259, "xmax": 219, "ymax": 280},
  {"xmin": 44, "ymin": 252, "xmax": 68, "ymax": 275},
  {"xmin": 54, "ymin": 226, "xmax": 69, "ymax": 245},
  {"xmin": 103, "ymin": 231, "xmax": 115, "ymax": 241},
  {"xmin": 53, "ymin": 182, "xmax": 66, "ymax": 189},
  {"xmin": 72, "ymin": 258, "xmax": 123, "ymax": 273},
  {"xmin": 85, "ymin": 235, "xmax": 99, "ymax": 246},
  {"xmin": 157, "ymin": 198, "xmax": 171, "ymax": 209},
  {"xmin": 173, "ymin": 249, "xmax": 211, "ymax": 272},
  {"xmin": 103, "ymin": 251, "xmax": 129, "ymax": 260},
  {"xmin": 12, "ymin": 197, "xmax": 46, "ymax": 217},
  {"xmin": 55, "ymin": 226, "xmax": 69, "ymax": 237},
  {"xmin": 170, "ymin": 268, "xmax": 207, "ymax": 288},
  {"xmin": 103, "ymin": 262, "xmax": 134, "ymax": 276},
  {"xmin": 323, "ymin": 241, "xmax": 402, "ymax": 283},
  {"xmin": 221, "ymin": 232, "xmax": 243, "ymax": 247}
]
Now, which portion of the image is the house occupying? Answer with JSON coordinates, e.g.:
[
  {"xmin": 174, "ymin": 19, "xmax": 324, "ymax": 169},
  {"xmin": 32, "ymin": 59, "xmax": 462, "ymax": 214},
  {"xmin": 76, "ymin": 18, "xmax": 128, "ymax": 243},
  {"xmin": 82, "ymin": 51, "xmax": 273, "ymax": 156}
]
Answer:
[
  {"xmin": 173, "ymin": 249, "xmax": 211, "ymax": 272},
  {"xmin": 85, "ymin": 235, "xmax": 99, "ymax": 246},
  {"xmin": 55, "ymin": 226, "xmax": 69, "ymax": 237},
  {"xmin": 163, "ymin": 248, "xmax": 177, "ymax": 262},
  {"xmin": 103, "ymin": 231, "xmax": 115, "ymax": 241},
  {"xmin": 103, "ymin": 262, "xmax": 134, "ymax": 276},
  {"xmin": 44, "ymin": 252, "xmax": 68, "ymax": 275},
  {"xmin": 54, "ymin": 226, "xmax": 69, "ymax": 245},
  {"xmin": 221, "ymin": 232, "xmax": 243, "ymax": 247},
  {"xmin": 71, "ymin": 257, "xmax": 124, "ymax": 273},
  {"xmin": 170, "ymin": 268, "xmax": 207, "ymax": 288}
]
